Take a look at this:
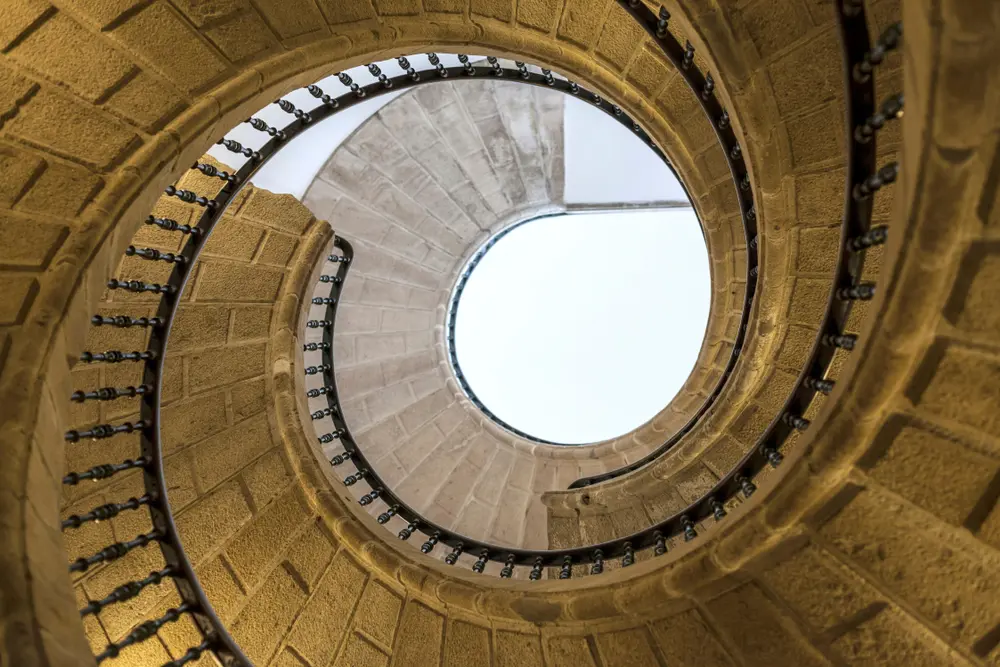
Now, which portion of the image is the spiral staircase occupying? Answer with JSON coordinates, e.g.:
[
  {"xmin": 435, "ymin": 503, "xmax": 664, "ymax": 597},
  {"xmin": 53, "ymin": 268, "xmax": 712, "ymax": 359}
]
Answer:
[{"xmin": 2, "ymin": 1, "xmax": 999, "ymax": 666}]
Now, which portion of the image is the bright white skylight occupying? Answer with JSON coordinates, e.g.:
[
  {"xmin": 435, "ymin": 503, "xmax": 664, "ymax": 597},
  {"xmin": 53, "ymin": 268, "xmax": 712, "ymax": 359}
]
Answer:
[{"xmin": 452, "ymin": 209, "xmax": 710, "ymax": 444}]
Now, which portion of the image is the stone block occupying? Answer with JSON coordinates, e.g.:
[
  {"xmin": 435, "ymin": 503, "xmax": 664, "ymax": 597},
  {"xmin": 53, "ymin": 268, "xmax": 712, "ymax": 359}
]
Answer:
[
  {"xmin": 767, "ymin": 30, "xmax": 842, "ymax": 115},
  {"xmin": 820, "ymin": 486, "xmax": 1000, "ymax": 653},
  {"xmin": 319, "ymin": 149, "xmax": 378, "ymax": 200},
  {"xmin": 202, "ymin": 217, "xmax": 265, "ymax": 262},
  {"xmin": 195, "ymin": 261, "xmax": 284, "ymax": 302},
  {"xmin": 337, "ymin": 305, "xmax": 381, "ymax": 334},
  {"xmin": 9, "ymin": 12, "xmax": 133, "ymax": 102},
  {"xmin": 741, "ymin": 0, "xmax": 814, "ymax": 61},
  {"xmin": 399, "ymin": 389, "xmax": 452, "ymax": 433},
  {"xmin": 672, "ymin": 462, "xmax": 719, "ymax": 504},
  {"xmin": 286, "ymin": 552, "xmax": 367, "ymax": 665},
  {"xmin": 381, "ymin": 225, "xmax": 430, "ymax": 263},
  {"xmin": 284, "ymin": 520, "xmax": 335, "ymax": 592},
  {"xmin": 170, "ymin": 304, "xmax": 230, "ymax": 352},
  {"xmin": 337, "ymin": 362, "xmax": 385, "ymax": 398},
  {"xmin": 417, "ymin": 216, "xmax": 465, "ymax": 255},
  {"xmin": 356, "ymin": 333, "xmax": 407, "ymax": 363},
  {"xmin": 160, "ymin": 390, "xmax": 228, "ymax": 453},
  {"xmin": 190, "ymin": 412, "xmax": 272, "ymax": 491},
  {"xmin": 787, "ymin": 277, "xmax": 830, "ymax": 327},
  {"xmin": 360, "ymin": 278, "xmax": 410, "ymax": 308},
  {"xmin": 594, "ymin": 628, "xmax": 660, "ymax": 667},
  {"xmin": 760, "ymin": 542, "xmax": 880, "ymax": 632},
  {"xmin": 353, "ymin": 580, "xmax": 403, "ymax": 646},
  {"xmin": 226, "ymin": 487, "xmax": 311, "ymax": 587},
  {"xmin": 405, "ymin": 329, "xmax": 434, "ymax": 352},
  {"xmin": 370, "ymin": 179, "xmax": 429, "ymax": 227},
  {"xmin": 496, "ymin": 631, "xmax": 543, "ymax": 667},
  {"xmin": 0, "ymin": 213, "xmax": 67, "ymax": 270},
  {"xmin": 777, "ymin": 324, "xmax": 817, "ymax": 371},
  {"xmin": 241, "ymin": 188, "xmax": 315, "ymax": 234},
  {"xmin": 188, "ymin": 342, "xmax": 267, "ymax": 393},
  {"xmin": 649, "ymin": 609, "xmax": 737, "ymax": 666},
  {"xmin": 797, "ymin": 225, "xmax": 841, "ymax": 275},
  {"xmin": 415, "ymin": 141, "xmax": 467, "ymax": 186},
  {"xmin": 231, "ymin": 378, "xmax": 265, "ymax": 420},
  {"xmin": 945, "ymin": 243, "xmax": 1000, "ymax": 338},
  {"xmin": 206, "ymin": 11, "xmax": 276, "ymax": 63},
  {"xmin": 391, "ymin": 602, "xmax": 444, "ymax": 666},
  {"xmin": 396, "ymin": 449, "xmax": 462, "ymax": 510},
  {"xmin": 174, "ymin": 480, "xmax": 252, "ymax": 565},
  {"xmin": 365, "ymin": 382, "xmax": 415, "ymax": 423},
  {"xmin": 863, "ymin": 416, "xmax": 999, "ymax": 526},
  {"xmin": 416, "ymin": 179, "xmax": 464, "ymax": 225},
  {"xmin": 231, "ymin": 565, "xmax": 307, "ymax": 665},
  {"xmin": 396, "ymin": 422, "xmax": 446, "ymax": 471},
  {"xmin": 787, "ymin": 103, "xmax": 844, "ymax": 168},
  {"xmin": 728, "ymin": 403, "xmax": 769, "ymax": 446},
  {"xmin": 428, "ymin": 401, "xmax": 463, "ymax": 436},
  {"xmin": 704, "ymin": 583, "xmax": 828, "ymax": 666},
  {"xmin": 444, "ymin": 621, "xmax": 491, "ymax": 667},
  {"xmin": 170, "ymin": 0, "xmax": 247, "ymax": 27},
  {"xmin": 381, "ymin": 97, "xmax": 439, "ymax": 154},
  {"xmin": 433, "ymin": 455, "xmax": 481, "ymax": 509},
  {"xmin": 8, "ymin": 86, "xmax": 138, "ymax": 170},
  {"xmin": 196, "ymin": 555, "xmax": 245, "ymax": 622},
  {"xmin": 0, "ymin": 0, "xmax": 49, "ymax": 51},
  {"xmin": 909, "ymin": 341, "xmax": 1000, "ymax": 446},
  {"xmin": 491, "ymin": 486, "xmax": 530, "ymax": 544},
  {"xmin": 351, "ymin": 118, "xmax": 409, "ymax": 166},
  {"xmin": 454, "ymin": 497, "xmax": 495, "ymax": 541},
  {"xmin": 558, "ymin": 0, "xmax": 610, "ymax": 48},
  {"xmin": 111, "ymin": 2, "xmax": 227, "ymax": 93},
  {"xmin": 253, "ymin": 0, "xmax": 325, "ymax": 39},
  {"xmin": 831, "ymin": 606, "xmax": 964, "ymax": 666},
  {"xmin": 359, "ymin": 416, "xmax": 405, "ymax": 461},
  {"xmin": 0, "ymin": 274, "xmax": 36, "ymax": 325},
  {"xmin": 390, "ymin": 257, "xmax": 441, "ymax": 290},
  {"xmin": 231, "ymin": 305, "xmax": 271, "ymax": 341},
  {"xmin": 380, "ymin": 309, "xmax": 432, "ymax": 333}
]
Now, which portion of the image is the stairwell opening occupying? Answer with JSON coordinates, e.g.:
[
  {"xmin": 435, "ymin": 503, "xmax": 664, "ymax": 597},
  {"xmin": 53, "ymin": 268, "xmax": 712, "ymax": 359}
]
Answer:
[{"xmin": 449, "ymin": 208, "xmax": 710, "ymax": 445}]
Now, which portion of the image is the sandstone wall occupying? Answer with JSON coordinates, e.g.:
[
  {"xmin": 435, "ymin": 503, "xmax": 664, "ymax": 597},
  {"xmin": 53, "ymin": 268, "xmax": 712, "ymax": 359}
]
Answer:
[
  {"xmin": 2, "ymin": 1, "xmax": 999, "ymax": 667},
  {"xmin": 301, "ymin": 76, "xmax": 748, "ymax": 548},
  {"xmin": 59, "ymin": 164, "xmax": 336, "ymax": 665},
  {"xmin": 542, "ymin": 0, "xmax": 901, "ymax": 546}
]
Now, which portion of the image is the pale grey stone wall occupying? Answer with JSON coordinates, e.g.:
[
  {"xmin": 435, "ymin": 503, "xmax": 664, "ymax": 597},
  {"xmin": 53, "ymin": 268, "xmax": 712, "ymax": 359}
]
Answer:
[{"xmin": 300, "ymin": 80, "xmax": 718, "ymax": 550}]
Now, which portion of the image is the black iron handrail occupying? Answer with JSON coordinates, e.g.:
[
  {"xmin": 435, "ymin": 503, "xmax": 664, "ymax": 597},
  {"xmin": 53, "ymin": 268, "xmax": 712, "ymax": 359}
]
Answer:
[
  {"xmin": 56, "ymin": 3, "xmax": 902, "ymax": 663},
  {"xmin": 58, "ymin": 53, "xmax": 752, "ymax": 664},
  {"xmin": 307, "ymin": 5, "xmax": 900, "ymax": 574}
]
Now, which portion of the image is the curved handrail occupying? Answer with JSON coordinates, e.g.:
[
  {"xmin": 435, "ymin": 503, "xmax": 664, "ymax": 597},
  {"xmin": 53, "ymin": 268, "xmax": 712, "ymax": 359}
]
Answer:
[
  {"xmin": 307, "ymin": 5, "xmax": 900, "ymax": 573},
  {"xmin": 58, "ymin": 54, "xmax": 752, "ymax": 663}
]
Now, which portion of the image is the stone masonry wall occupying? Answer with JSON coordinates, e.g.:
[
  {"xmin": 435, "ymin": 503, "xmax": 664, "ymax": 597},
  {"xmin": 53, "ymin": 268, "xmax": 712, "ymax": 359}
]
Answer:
[
  {"xmin": 3, "ymin": 1, "xmax": 999, "ymax": 667},
  {"xmin": 542, "ymin": 0, "xmax": 901, "ymax": 548},
  {"xmin": 301, "ymin": 77, "xmax": 749, "ymax": 549},
  {"xmin": 59, "ymin": 162, "xmax": 335, "ymax": 665},
  {"xmin": 0, "ymin": 1, "xmax": 764, "ymax": 656}
]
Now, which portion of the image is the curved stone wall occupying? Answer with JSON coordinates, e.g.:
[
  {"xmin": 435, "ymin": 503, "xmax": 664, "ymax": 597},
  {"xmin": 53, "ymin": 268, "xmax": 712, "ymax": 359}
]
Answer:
[
  {"xmin": 300, "ymin": 77, "xmax": 754, "ymax": 547},
  {"xmin": 59, "ymin": 163, "xmax": 335, "ymax": 664},
  {"xmin": 541, "ymin": 0, "xmax": 903, "ymax": 548},
  {"xmin": 4, "ymin": 2, "xmax": 1000, "ymax": 667}
]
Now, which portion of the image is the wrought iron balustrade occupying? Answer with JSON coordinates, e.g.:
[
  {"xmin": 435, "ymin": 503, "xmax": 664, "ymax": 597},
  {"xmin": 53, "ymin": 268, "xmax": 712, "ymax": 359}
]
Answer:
[{"xmin": 55, "ymin": 0, "xmax": 900, "ymax": 661}]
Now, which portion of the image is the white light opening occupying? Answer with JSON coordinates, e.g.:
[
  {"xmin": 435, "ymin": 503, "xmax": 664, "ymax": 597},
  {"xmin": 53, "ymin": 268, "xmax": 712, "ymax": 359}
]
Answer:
[{"xmin": 452, "ymin": 209, "xmax": 711, "ymax": 445}]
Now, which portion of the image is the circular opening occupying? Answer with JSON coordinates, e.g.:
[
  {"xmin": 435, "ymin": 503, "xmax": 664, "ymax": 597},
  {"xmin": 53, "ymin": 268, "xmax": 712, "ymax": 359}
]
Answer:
[{"xmin": 451, "ymin": 209, "xmax": 711, "ymax": 445}]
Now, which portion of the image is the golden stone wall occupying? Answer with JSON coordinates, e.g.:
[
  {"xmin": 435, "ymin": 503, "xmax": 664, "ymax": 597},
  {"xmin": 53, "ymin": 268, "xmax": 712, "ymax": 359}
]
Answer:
[
  {"xmin": 1, "ymin": 1, "xmax": 998, "ymax": 667},
  {"xmin": 541, "ymin": 0, "xmax": 901, "ymax": 548},
  {"xmin": 59, "ymin": 164, "xmax": 335, "ymax": 665}
]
